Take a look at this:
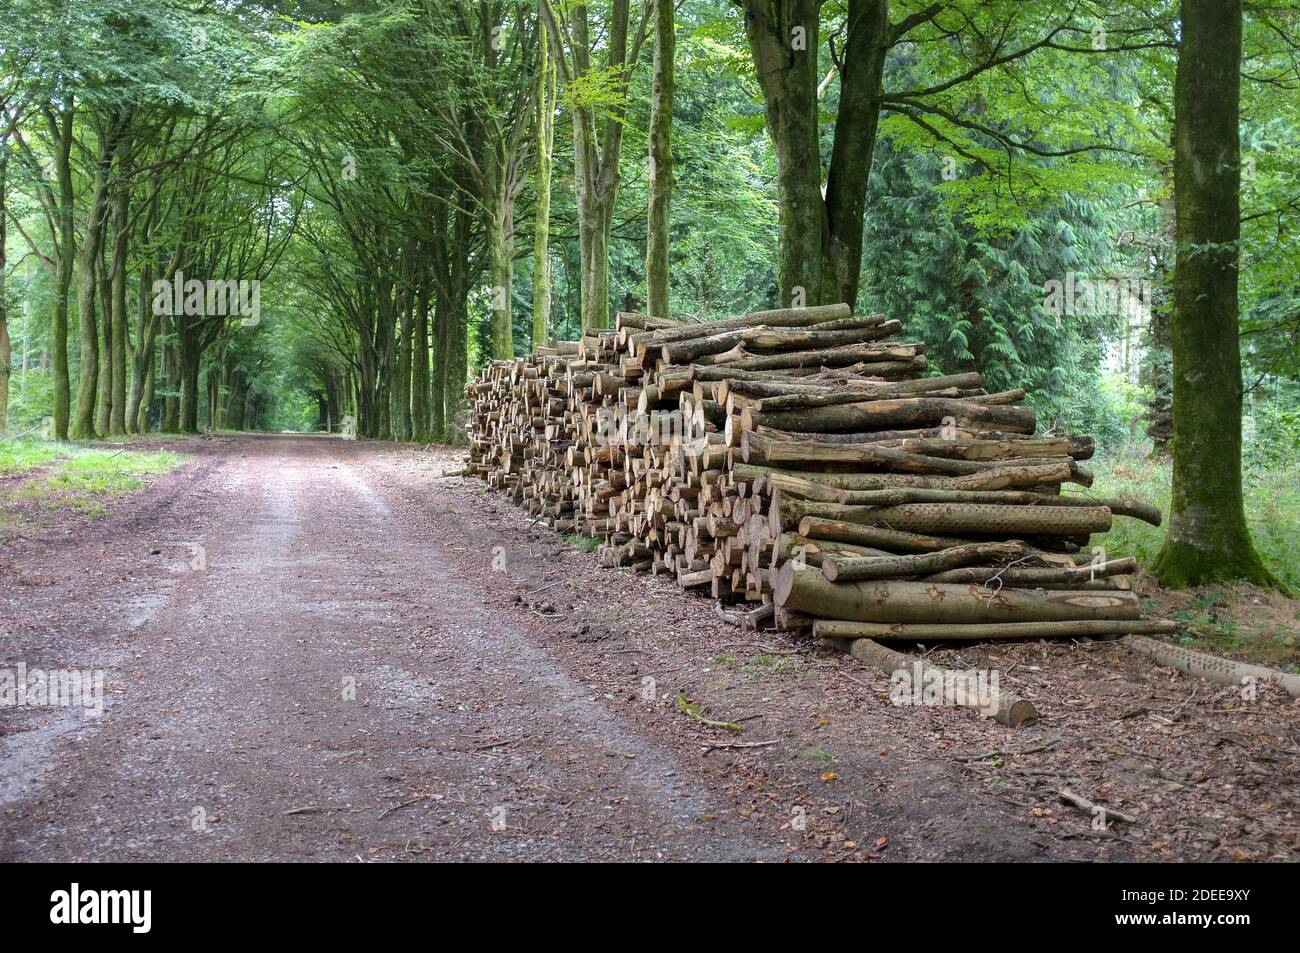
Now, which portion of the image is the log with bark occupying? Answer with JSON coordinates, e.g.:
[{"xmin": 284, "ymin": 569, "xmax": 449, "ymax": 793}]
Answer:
[{"xmin": 822, "ymin": 636, "xmax": 1039, "ymax": 727}]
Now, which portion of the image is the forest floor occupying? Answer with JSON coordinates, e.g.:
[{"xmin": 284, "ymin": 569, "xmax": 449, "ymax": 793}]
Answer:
[{"xmin": 0, "ymin": 433, "xmax": 1296, "ymax": 862}]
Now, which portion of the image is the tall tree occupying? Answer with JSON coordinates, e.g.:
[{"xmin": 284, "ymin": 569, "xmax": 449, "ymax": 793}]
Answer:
[
  {"xmin": 533, "ymin": 26, "xmax": 557, "ymax": 349},
  {"xmin": 1151, "ymin": 0, "xmax": 1275, "ymax": 587},
  {"xmin": 425, "ymin": 0, "xmax": 537, "ymax": 360},
  {"xmin": 737, "ymin": 0, "xmax": 1171, "ymax": 309},
  {"xmin": 542, "ymin": 0, "xmax": 652, "ymax": 331},
  {"xmin": 645, "ymin": 0, "xmax": 675, "ymax": 319},
  {"xmin": 0, "ymin": 132, "xmax": 9, "ymax": 434}
]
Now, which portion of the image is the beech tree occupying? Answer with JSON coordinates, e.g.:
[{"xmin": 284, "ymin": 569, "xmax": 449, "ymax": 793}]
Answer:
[{"xmin": 1151, "ymin": 0, "xmax": 1275, "ymax": 587}]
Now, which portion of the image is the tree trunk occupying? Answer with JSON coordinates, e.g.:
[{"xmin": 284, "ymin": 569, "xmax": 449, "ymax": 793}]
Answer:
[
  {"xmin": 543, "ymin": 0, "xmax": 640, "ymax": 332},
  {"xmin": 742, "ymin": 0, "xmax": 825, "ymax": 306},
  {"xmin": 824, "ymin": 636, "xmax": 1038, "ymax": 727},
  {"xmin": 0, "ymin": 143, "xmax": 8, "ymax": 435},
  {"xmin": 483, "ymin": 146, "xmax": 516, "ymax": 360},
  {"xmin": 126, "ymin": 259, "xmax": 154, "ymax": 434},
  {"xmin": 431, "ymin": 290, "xmax": 448, "ymax": 442},
  {"xmin": 533, "ymin": 30, "xmax": 556, "ymax": 350},
  {"xmin": 820, "ymin": 0, "xmax": 887, "ymax": 307},
  {"xmin": 820, "ymin": 541, "xmax": 1027, "ymax": 583},
  {"xmin": 51, "ymin": 108, "xmax": 75, "ymax": 440},
  {"xmin": 108, "ymin": 157, "xmax": 129, "ymax": 436},
  {"xmin": 645, "ymin": 0, "xmax": 674, "ymax": 319},
  {"xmin": 397, "ymin": 254, "xmax": 414, "ymax": 441},
  {"xmin": 742, "ymin": 0, "xmax": 887, "ymax": 308},
  {"xmin": 161, "ymin": 325, "xmax": 179, "ymax": 433},
  {"xmin": 71, "ymin": 134, "xmax": 114, "ymax": 438},
  {"xmin": 1152, "ymin": 0, "xmax": 1275, "ymax": 588},
  {"xmin": 412, "ymin": 266, "xmax": 430, "ymax": 442},
  {"xmin": 95, "ymin": 242, "xmax": 112, "ymax": 436},
  {"xmin": 771, "ymin": 496, "xmax": 1112, "ymax": 538},
  {"xmin": 177, "ymin": 323, "xmax": 201, "ymax": 434},
  {"xmin": 136, "ymin": 354, "xmax": 154, "ymax": 434}
]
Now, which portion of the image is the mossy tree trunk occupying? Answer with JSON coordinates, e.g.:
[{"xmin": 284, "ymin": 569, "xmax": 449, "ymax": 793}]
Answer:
[
  {"xmin": 532, "ymin": 29, "xmax": 556, "ymax": 350},
  {"xmin": 0, "ymin": 140, "xmax": 9, "ymax": 435},
  {"xmin": 1152, "ymin": 0, "xmax": 1276, "ymax": 589},
  {"xmin": 541, "ymin": 0, "xmax": 649, "ymax": 333},
  {"xmin": 741, "ymin": 0, "xmax": 888, "ymax": 309},
  {"xmin": 70, "ymin": 134, "xmax": 114, "ymax": 439},
  {"xmin": 645, "ymin": 0, "xmax": 674, "ymax": 320}
]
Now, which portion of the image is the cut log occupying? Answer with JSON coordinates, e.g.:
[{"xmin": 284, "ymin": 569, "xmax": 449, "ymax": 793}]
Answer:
[
  {"xmin": 814, "ymin": 618, "xmax": 1178, "ymax": 641},
  {"xmin": 644, "ymin": 303, "xmax": 854, "ymax": 347},
  {"xmin": 798, "ymin": 516, "xmax": 979, "ymax": 553},
  {"xmin": 744, "ymin": 396, "xmax": 1036, "ymax": 435},
  {"xmin": 772, "ymin": 494, "xmax": 1112, "ymax": 538},
  {"xmin": 1121, "ymin": 635, "xmax": 1300, "ymax": 697},
  {"xmin": 921, "ymin": 557, "xmax": 1138, "ymax": 586},
  {"xmin": 769, "ymin": 532, "xmax": 893, "ymax": 568},
  {"xmin": 821, "ymin": 541, "xmax": 1028, "ymax": 582},
  {"xmin": 816, "ymin": 487, "xmax": 1160, "ymax": 525},
  {"xmin": 713, "ymin": 342, "xmax": 923, "ymax": 372},
  {"xmin": 731, "ymin": 372, "xmax": 983, "ymax": 409},
  {"xmin": 735, "ymin": 461, "xmax": 1075, "ymax": 492},
  {"xmin": 822, "ymin": 637, "xmax": 1038, "ymax": 727},
  {"xmin": 776, "ymin": 564, "xmax": 1142, "ymax": 624}
]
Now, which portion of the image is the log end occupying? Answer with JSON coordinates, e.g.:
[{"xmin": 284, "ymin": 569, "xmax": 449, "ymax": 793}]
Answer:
[
  {"xmin": 773, "ymin": 559, "xmax": 797, "ymax": 608},
  {"xmin": 997, "ymin": 698, "xmax": 1040, "ymax": 729}
]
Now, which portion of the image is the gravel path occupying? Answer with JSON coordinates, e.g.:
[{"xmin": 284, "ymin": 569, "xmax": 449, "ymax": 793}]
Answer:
[{"xmin": 2, "ymin": 434, "xmax": 1294, "ymax": 862}]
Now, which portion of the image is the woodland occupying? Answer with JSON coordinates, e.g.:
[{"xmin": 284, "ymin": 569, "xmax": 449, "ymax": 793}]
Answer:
[{"xmin": 1, "ymin": 0, "xmax": 1298, "ymax": 592}]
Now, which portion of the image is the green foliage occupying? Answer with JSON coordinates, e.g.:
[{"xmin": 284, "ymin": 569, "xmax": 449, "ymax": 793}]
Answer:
[
  {"xmin": 4, "ymin": 442, "xmax": 184, "ymax": 516},
  {"xmin": 1080, "ymin": 445, "xmax": 1300, "ymax": 593},
  {"xmin": 0, "ymin": 436, "xmax": 73, "ymax": 473},
  {"xmin": 861, "ymin": 139, "xmax": 1136, "ymax": 430}
]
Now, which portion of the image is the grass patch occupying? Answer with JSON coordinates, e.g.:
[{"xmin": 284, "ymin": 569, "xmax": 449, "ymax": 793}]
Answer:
[
  {"xmin": 0, "ymin": 437, "xmax": 77, "ymax": 474},
  {"xmin": 564, "ymin": 533, "xmax": 602, "ymax": 553},
  {"xmin": 1075, "ymin": 444, "xmax": 1300, "ymax": 668},
  {"xmin": 744, "ymin": 653, "xmax": 800, "ymax": 680},
  {"xmin": 1072, "ymin": 444, "xmax": 1300, "ymax": 592},
  {"xmin": 5, "ymin": 443, "xmax": 185, "ymax": 517},
  {"xmin": 798, "ymin": 746, "xmax": 836, "ymax": 765}
]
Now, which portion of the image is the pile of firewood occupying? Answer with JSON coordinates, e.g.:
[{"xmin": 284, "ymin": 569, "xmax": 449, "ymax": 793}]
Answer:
[{"xmin": 464, "ymin": 303, "xmax": 1174, "ymax": 645}]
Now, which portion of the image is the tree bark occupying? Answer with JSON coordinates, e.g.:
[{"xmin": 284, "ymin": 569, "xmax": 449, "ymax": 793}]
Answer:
[
  {"xmin": 741, "ymin": 0, "xmax": 888, "ymax": 308},
  {"xmin": 0, "ymin": 141, "xmax": 8, "ymax": 435},
  {"xmin": 645, "ymin": 0, "xmax": 674, "ymax": 319},
  {"xmin": 412, "ymin": 264, "xmax": 430, "ymax": 442},
  {"xmin": 817, "ymin": 619, "xmax": 1177, "ymax": 642},
  {"xmin": 777, "ymin": 565, "xmax": 1141, "ymax": 624},
  {"xmin": 486, "ymin": 171, "xmax": 515, "ymax": 359},
  {"xmin": 71, "ymin": 133, "xmax": 115, "ymax": 439},
  {"xmin": 821, "ymin": 541, "xmax": 1027, "ymax": 583},
  {"xmin": 1122, "ymin": 635, "xmax": 1300, "ymax": 697},
  {"xmin": 823, "ymin": 636, "xmax": 1038, "ymax": 727},
  {"xmin": 744, "ymin": 395, "xmax": 1035, "ymax": 436},
  {"xmin": 542, "ymin": 0, "xmax": 646, "ymax": 331},
  {"xmin": 1152, "ymin": 0, "xmax": 1275, "ymax": 588},
  {"xmin": 108, "ymin": 150, "xmax": 130, "ymax": 437},
  {"xmin": 772, "ymin": 495, "xmax": 1112, "ymax": 538},
  {"xmin": 50, "ymin": 108, "xmax": 75, "ymax": 439},
  {"xmin": 533, "ymin": 29, "xmax": 556, "ymax": 350}
]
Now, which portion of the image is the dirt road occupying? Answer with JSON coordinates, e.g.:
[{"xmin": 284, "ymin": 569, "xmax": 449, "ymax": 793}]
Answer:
[{"xmin": 1, "ymin": 435, "xmax": 1295, "ymax": 861}]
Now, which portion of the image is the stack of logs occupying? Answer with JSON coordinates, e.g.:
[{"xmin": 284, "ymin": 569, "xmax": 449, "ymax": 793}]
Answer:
[{"xmin": 465, "ymin": 303, "xmax": 1174, "ymax": 647}]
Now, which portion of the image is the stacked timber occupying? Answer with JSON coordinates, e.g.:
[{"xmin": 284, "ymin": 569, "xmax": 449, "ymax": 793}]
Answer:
[{"xmin": 464, "ymin": 303, "xmax": 1170, "ymax": 643}]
